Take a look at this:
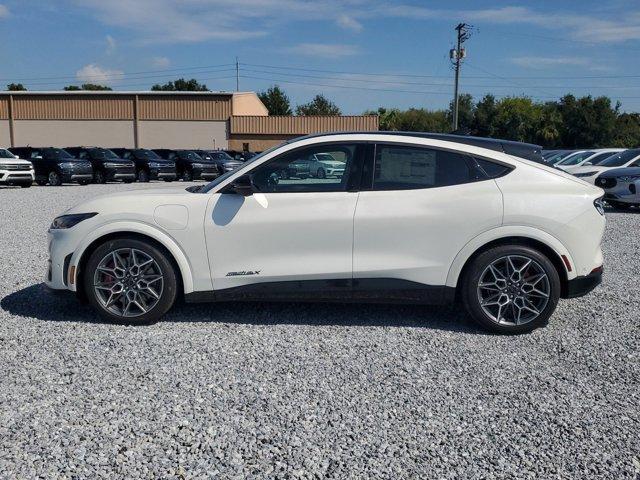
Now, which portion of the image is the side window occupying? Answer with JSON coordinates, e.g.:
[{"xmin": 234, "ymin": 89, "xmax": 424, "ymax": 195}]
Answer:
[
  {"xmin": 372, "ymin": 144, "xmax": 476, "ymax": 190},
  {"xmin": 475, "ymin": 158, "xmax": 512, "ymax": 178},
  {"xmin": 631, "ymin": 159, "xmax": 640, "ymax": 167},
  {"xmin": 250, "ymin": 143, "xmax": 357, "ymax": 193}
]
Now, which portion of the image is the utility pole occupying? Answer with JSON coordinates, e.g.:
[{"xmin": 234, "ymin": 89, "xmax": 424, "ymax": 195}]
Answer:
[
  {"xmin": 235, "ymin": 57, "xmax": 240, "ymax": 91},
  {"xmin": 450, "ymin": 23, "xmax": 471, "ymax": 131}
]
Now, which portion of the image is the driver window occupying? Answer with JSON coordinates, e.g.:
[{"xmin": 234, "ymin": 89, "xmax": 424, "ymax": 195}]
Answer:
[{"xmin": 251, "ymin": 144, "xmax": 356, "ymax": 193}]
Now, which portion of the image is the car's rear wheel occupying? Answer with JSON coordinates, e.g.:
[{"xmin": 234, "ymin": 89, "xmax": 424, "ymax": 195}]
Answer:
[
  {"xmin": 317, "ymin": 167, "xmax": 326, "ymax": 179},
  {"xmin": 461, "ymin": 245, "xmax": 560, "ymax": 334},
  {"xmin": 48, "ymin": 171, "xmax": 62, "ymax": 186},
  {"xmin": 84, "ymin": 238, "xmax": 178, "ymax": 324}
]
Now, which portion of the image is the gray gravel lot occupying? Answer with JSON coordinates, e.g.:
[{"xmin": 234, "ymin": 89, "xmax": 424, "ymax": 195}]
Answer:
[{"xmin": 0, "ymin": 182, "xmax": 638, "ymax": 479}]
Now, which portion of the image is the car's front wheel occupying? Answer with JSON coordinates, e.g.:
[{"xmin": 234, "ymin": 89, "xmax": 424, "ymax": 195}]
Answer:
[
  {"xmin": 461, "ymin": 245, "xmax": 560, "ymax": 334},
  {"xmin": 48, "ymin": 171, "xmax": 62, "ymax": 186},
  {"xmin": 84, "ymin": 238, "xmax": 178, "ymax": 324}
]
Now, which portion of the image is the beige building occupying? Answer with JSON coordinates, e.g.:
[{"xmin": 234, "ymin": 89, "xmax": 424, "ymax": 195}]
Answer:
[{"xmin": 0, "ymin": 91, "xmax": 378, "ymax": 151}]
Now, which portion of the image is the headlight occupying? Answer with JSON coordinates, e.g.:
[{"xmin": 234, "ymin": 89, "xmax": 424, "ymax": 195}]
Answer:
[
  {"xmin": 148, "ymin": 162, "xmax": 162, "ymax": 168},
  {"xmin": 223, "ymin": 162, "xmax": 238, "ymax": 170},
  {"xmin": 50, "ymin": 212, "xmax": 98, "ymax": 230},
  {"xmin": 103, "ymin": 162, "xmax": 118, "ymax": 168},
  {"xmin": 574, "ymin": 172, "xmax": 597, "ymax": 178},
  {"xmin": 593, "ymin": 198, "xmax": 605, "ymax": 216},
  {"xmin": 619, "ymin": 175, "xmax": 640, "ymax": 182}
]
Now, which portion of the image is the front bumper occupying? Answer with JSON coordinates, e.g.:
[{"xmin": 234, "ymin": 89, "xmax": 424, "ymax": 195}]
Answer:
[
  {"xmin": 150, "ymin": 168, "xmax": 177, "ymax": 180},
  {"xmin": 0, "ymin": 169, "xmax": 34, "ymax": 184},
  {"xmin": 564, "ymin": 268, "xmax": 603, "ymax": 298},
  {"xmin": 105, "ymin": 166, "xmax": 136, "ymax": 182},
  {"xmin": 192, "ymin": 165, "xmax": 220, "ymax": 180},
  {"xmin": 61, "ymin": 173, "xmax": 94, "ymax": 183}
]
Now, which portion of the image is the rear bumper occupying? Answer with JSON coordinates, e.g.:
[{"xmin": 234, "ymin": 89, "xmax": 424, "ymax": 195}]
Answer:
[{"xmin": 564, "ymin": 268, "xmax": 603, "ymax": 298}]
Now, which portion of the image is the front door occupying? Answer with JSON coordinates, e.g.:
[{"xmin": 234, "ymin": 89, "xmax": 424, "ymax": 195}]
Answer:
[{"xmin": 204, "ymin": 142, "xmax": 365, "ymax": 293}]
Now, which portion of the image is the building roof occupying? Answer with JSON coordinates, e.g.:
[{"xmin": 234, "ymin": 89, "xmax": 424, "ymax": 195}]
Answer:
[{"xmin": 0, "ymin": 90, "xmax": 241, "ymax": 96}]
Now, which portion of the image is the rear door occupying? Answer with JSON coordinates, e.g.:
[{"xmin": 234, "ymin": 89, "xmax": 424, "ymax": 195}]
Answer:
[
  {"xmin": 204, "ymin": 142, "xmax": 366, "ymax": 292},
  {"xmin": 353, "ymin": 143, "xmax": 504, "ymax": 289}
]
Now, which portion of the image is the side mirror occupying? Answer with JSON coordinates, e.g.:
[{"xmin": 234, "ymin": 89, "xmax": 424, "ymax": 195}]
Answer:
[{"xmin": 226, "ymin": 174, "xmax": 253, "ymax": 196}]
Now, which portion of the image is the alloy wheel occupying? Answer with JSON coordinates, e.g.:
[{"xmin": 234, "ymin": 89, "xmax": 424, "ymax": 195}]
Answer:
[
  {"xmin": 93, "ymin": 248, "xmax": 164, "ymax": 318},
  {"xmin": 477, "ymin": 255, "xmax": 550, "ymax": 326}
]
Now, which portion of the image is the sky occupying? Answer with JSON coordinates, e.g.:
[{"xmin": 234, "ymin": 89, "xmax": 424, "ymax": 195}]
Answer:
[{"xmin": 1, "ymin": 0, "xmax": 640, "ymax": 114}]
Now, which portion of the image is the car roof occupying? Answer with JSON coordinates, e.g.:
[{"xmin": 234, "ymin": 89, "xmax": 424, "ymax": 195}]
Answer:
[{"xmin": 295, "ymin": 131, "xmax": 544, "ymax": 162}]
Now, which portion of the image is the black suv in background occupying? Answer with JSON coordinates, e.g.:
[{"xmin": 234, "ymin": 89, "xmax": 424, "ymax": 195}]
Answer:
[
  {"xmin": 110, "ymin": 148, "xmax": 177, "ymax": 182},
  {"xmin": 154, "ymin": 149, "xmax": 219, "ymax": 181},
  {"xmin": 65, "ymin": 147, "xmax": 136, "ymax": 184},
  {"xmin": 195, "ymin": 150, "xmax": 243, "ymax": 174},
  {"xmin": 9, "ymin": 147, "xmax": 93, "ymax": 186},
  {"xmin": 224, "ymin": 150, "xmax": 257, "ymax": 162}
]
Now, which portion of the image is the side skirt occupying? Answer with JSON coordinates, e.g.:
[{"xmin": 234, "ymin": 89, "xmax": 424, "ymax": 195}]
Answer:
[{"xmin": 185, "ymin": 278, "xmax": 456, "ymax": 305}]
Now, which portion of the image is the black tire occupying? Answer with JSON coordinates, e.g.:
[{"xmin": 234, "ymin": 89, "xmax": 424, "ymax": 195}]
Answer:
[
  {"xmin": 182, "ymin": 169, "xmax": 193, "ymax": 182},
  {"xmin": 78, "ymin": 180, "xmax": 90, "ymax": 186},
  {"xmin": 137, "ymin": 169, "xmax": 150, "ymax": 183},
  {"xmin": 83, "ymin": 238, "xmax": 178, "ymax": 325},
  {"xmin": 48, "ymin": 171, "xmax": 62, "ymax": 186},
  {"xmin": 36, "ymin": 180, "xmax": 47, "ymax": 186},
  {"xmin": 94, "ymin": 170, "xmax": 106, "ymax": 184},
  {"xmin": 609, "ymin": 201, "xmax": 630, "ymax": 210},
  {"xmin": 461, "ymin": 245, "xmax": 561, "ymax": 334},
  {"xmin": 316, "ymin": 167, "xmax": 326, "ymax": 179}
]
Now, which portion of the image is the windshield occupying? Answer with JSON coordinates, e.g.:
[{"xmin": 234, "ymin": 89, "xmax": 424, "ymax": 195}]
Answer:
[
  {"xmin": 211, "ymin": 151, "xmax": 234, "ymax": 161},
  {"xmin": 136, "ymin": 149, "xmax": 161, "ymax": 160},
  {"xmin": 557, "ymin": 151, "xmax": 595, "ymax": 166},
  {"xmin": 598, "ymin": 150, "xmax": 640, "ymax": 167},
  {"xmin": 181, "ymin": 151, "xmax": 203, "ymax": 161},
  {"xmin": 0, "ymin": 148, "xmax": 16, "ymax": 159},
  {"xmin": 49, "ymin": 148, "xmax": 74, "ymax": 160},
  {"xmin": 200, "ymin": 143, "xmax": 284, "ymax": 193},
  {"xmin": 91, "ymin": 148, "xmax": 119, "ymax": 160},
  {"xmin": 545, "ymin": 151, "xmax": 572, "ymax": 163}
]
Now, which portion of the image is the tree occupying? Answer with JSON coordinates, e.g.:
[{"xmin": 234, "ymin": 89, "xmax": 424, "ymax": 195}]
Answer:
[
  {"xmin": 258, "ymin": 85, "xmax": 292, "ymax": 115},
  {"xmin": 556, "ymin": 94, "xmax": 617, "ymax": 148},
  {"xmin": 7, "ymin": 83, "xmax": 26, "ymax": 91},
  {"xmin": 151, "ymin": 78, "xmax": 209, "ymax": 91},
  {"xmin": 64, "ymin": 83, "xmax": 112, "ymax": 91},
  {"xmin": 614, "ymin": 113, "xmax": 640, "ymax": 147},
  {"xmin": 447, "ymin": 93, "xmax": 474, "ymax": 132},
  {"xmin": 472, "ymin": 94, "xmax": 498, "ymax": 137},
  {"xmin": 295, "ymin": 94, "xmax": 341, "ymax": 115}
]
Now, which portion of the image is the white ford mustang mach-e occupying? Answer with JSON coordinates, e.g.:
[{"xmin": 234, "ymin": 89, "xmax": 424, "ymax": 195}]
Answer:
[{"xmin": 46, "ymin": 133, "xmax": 606, "ymax": 333}]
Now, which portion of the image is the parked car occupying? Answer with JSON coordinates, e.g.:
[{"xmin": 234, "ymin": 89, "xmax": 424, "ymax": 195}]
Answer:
[
  {"xmin": 45, "ymin": 132, "xmax": 605, "ymax": 334},
  {"xmin": 195, "ymin": 150, "xmax": 243, "ymax": 173},
  {"xmin": 543, "ymin": 150, "xmax": 575, "ymax": 166},
  {"xmin": 9, "ymin": 147, "xmax": 93, "ymax": 186},
  {"xmin": 284, "ymin": 151, "xmax": 346, "ymax": 179},
  {"xmin": 65, "ymin": 147, "xmax": 136, "ymax": 184},
  {"xmin": 0, "ymin": 148, "xmax": 34, "ymax": 188},
  {"xmin": 571, "ymin": 149, "xmax": 640, "ymax": 184},
  {"xmin": 594, "ymin": 166, "xmax": 640, "ymax": 209},
  {"xmin": 153, "ymin": 149, "xmax": 219, "ymax": 181},
  {"xmin": 555, "ymin": 149, "xmax": 623, "ymax": 172},
  {"xmin": 224, "ymin": 150, "xmax": 257, "ymax": 162},
  {"xmin": 109, "ymin": 148, "xmax": 177, "ymax": 182}
]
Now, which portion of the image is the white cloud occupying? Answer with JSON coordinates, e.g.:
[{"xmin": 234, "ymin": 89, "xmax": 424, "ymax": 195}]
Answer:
[
  {"xmin": 510, "ymin": 56, "xmax": 592, "ymax": 69},
  {"xmin": 336, "ymin": 14, "xmax": 363, "ymax": 32},
  {"xmin": 105, "ymin": 35, "xmax": 116, "ymax": 55},
  {"xmin": 287, "ymin": 43, "xmax": 359, "ymax": 58},
  {"xmin": 71, "ymin": 1, "xmax": 640, "ymax": 46},
  {"xmin": 152, "ymin": 56, "xmax": 171, "ymax": 68},
  {"xmin": 0, "ymin": 4, "xmax": 9, "ymax": 17},
  {"xmin": 76, "ymin": 64, "xmax": 124, "ymax": 85}
]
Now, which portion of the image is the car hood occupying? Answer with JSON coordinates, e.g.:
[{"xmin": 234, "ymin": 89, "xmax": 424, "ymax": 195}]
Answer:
[
  {"xmin": 569, "ymin": 165, "xmax": 608, "ymax": 175},
  {"xmin": 0, "ymin": 158, "xmax": 31, "ymax": 165},
  {"xmin": 319, "ymin": 160, "xmax": 345, "ymax": 167},
  {"xmin": 598, "ymin": 166, "xmax": 640, "ymax": 178},
  {"xmin": 65, "ymin": 188, "xmax": 195, "ymax": 216}
]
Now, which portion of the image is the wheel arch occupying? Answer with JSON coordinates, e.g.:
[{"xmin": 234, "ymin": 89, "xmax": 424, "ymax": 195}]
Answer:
[
  {"xmin": 72, "ymin": 224, "xmax": 194, "ymax": 301},
  {"xmin": 447, "ymin": 228, "xmax": 573, "ymax": 298}
]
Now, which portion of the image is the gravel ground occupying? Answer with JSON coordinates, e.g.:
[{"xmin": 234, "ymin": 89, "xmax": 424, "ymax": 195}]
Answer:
[{"xmin": 0, "ymin": 182, "xmax": 638, "ymax": 479}]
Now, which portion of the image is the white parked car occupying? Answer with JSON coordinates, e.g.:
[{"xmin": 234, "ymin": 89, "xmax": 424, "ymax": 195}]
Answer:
[
  {"xmin": 0, "ymin": 148, "xmax": 34, "ymax": 188},
  {"xmin": 571, "ymin": 149, "xmax": 640, "ymax": 184},
  {"xmin": 46, "ymin": 133, "xmax": 606, "ymax": 334},
  {"xmin": 594, "ymin": 166, "xmax": 640, "ymax": 209},
  {"xmin": 555, "ymin": 148, "xmax": 624, "ymax": 172}
]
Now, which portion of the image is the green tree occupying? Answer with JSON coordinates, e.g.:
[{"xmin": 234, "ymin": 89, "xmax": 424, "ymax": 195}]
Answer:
[
  {"xmin": 613, "ymin": 113, "xmax": 640, "ymax": 147},
  {"xmin": 448, "ymin": 93, "xmax": 474, "ymax": 132},
  {"xmin": 64, "ymin": 83, "xmax": 112, "ymax": 91},
  {"xmin": 556, "ymin": 94, "xmax": 617, "ymax": 148},
  {"xmin": 7, "ymin": 83, "xmax": 27, "ymax": 91},
  {"xmin": 258, "ymin": 85, "xmax": 292, "ymax": 115},
  {"xmin": 295, "ymin": 94, "xmax": 341, "ymax": 115},
  {"xmin": 151, "ymin": 78, "xmax": 209, "ymax": 91},
  {"xmin": 396, "ymin": 108, "xmax": 449, "ymax": 133},
  {"xmin": 364, "ymin": 107, "xmax": 401, "ymax": 131},
  {"xmin": 473, "ymin": 94, "xmax": 498, "ymax": 137}
]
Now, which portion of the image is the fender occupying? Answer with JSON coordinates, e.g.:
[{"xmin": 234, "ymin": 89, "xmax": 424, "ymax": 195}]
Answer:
[
  {"xmin": 69, "ymin": 220, "xmax": 196, "ymax": 294},
  {"xmin": 445, "ymin": 225, "xmax": 577, "ymax": 288}
]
